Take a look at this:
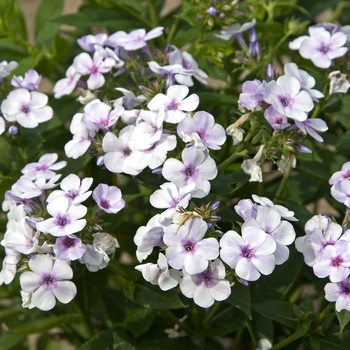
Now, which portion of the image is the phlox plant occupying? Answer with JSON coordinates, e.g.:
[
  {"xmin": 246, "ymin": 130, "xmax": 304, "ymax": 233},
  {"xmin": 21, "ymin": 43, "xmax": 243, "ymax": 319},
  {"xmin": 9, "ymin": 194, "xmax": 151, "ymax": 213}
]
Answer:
[{"xmin": 2, "ymin": 0, "xmax": 350, "ymax": 349}]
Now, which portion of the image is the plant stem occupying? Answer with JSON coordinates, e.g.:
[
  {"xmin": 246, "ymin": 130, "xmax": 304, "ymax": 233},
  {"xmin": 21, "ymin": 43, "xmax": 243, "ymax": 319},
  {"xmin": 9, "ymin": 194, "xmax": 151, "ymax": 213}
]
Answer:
[
  {"xmin": 232, "ymin": 326, "xmax": 245, "ymax": 350},
  {"xmin": 202, "ymin": 302, "xmax": 221, "ymax": 327},
  {"xmin": 167, "ymin": 16, "xmax": 180, "ymax": 44},
  {"xmin": 3, "ymin": 134, "xmax": 27, "ymax": 165},
  {"xmin": 148, "ymin": 0, "xmax": 159, "ymax": 26},
  {"xmin": 217, "ymin": 150, "xmax": 249, "ymax": 172},
  {"xmin": 162, "ymin": 309, "xmax": 195, "ymax": 335},
  {"xmin": 270, "ymin": 332, "xmax": 298, "ymax": 350},
  {"xmin": 273, "ymin": 161, "xmax": 292, "ymax": 203}
]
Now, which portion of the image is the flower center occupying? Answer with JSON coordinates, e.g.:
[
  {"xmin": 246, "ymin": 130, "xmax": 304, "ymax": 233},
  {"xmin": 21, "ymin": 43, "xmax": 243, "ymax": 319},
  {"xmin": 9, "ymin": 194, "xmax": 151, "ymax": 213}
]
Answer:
[
  {"xmin": 123, "ymin": 147, "xmax": 132, "ymax": 156},
  {"xmin": 279, "ymin": 96, "xmax": 290, "ymax": 107},
  {"xmin": 341, "ymin": 283, "xmax": 350, "ymax": 295},
  {"xmin": 166, "ymin": 100, "xmax": 179, "ymax": 110},
  {"xmin": 319, "ymin": 43, "xmax": 330, "ymax": 54},
  {"xmin": 66, "ymin": 189, "xmax": 79, "ymax": 200},
  {"xmin": 100, "ymin": 199, "xmax": 110, "ymax": 209},
  {"xmin": 241, "ymin": 245, "xmax": 254, "ymax": 259},
  {"xmin": 35, "ymin": 164, "xmax": 49, "ymax": 171},
  {"xmin": 63, "ymin": 237, "xmax": 74, "ymax": 247},
  {"xmin": 21, "ymin": 103, "xmax": 32, "ymax": 114},
  {"xmin": 184, "ymin": 240, "xmax": 195, "ymax": 252},
  {"xmin": 331, "ymin": 256, "xmax": 344, "ymax": 266},
  {"xmin": 56, "ymin": 215, "xmax": 69, "ymax": 227}
]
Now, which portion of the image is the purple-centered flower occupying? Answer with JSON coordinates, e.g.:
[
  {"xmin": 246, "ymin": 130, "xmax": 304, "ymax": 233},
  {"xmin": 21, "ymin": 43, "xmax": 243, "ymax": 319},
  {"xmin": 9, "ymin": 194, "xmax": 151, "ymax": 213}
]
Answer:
[
  {"xmin": 163, "ymin": 217, "xmax": 219, "ymax": 275},
  {"xmin": 148, "ymin": 85, "xmax": 199, "ymax": 124},
  {"xmin": 135, "ymin": 253, "xmax": 181, "ymax": 291},
  {"xmin": 47, "ymin": 174, "xmax": 93, "ymax": 205},
  {"xmin": 313, "ymin": 240, "xmax": 350, "ymax": 282},
  {"xmin": 180, "ymin": 259, "xmax": 231, "ymax": 308},
  {"xmin": 238, "ymin": 79, "xmax": 268, "ymax": 111},
  {"xmin": 92, "ymin": 183, "xmax": 125, "ymax": 214},
  {"xmin": 1, "ymin": 88, "xmax": 53, "ymax": 128},
  {"xmin": 264, "ymin": 75, "xmax": 314, "ymax": 121},
  {"xmin": 82, "ymin": 99, "xmax": 124, "ymax": 132},
  {"xmin": 19, "ymin": 254, "xmax": 77, "ymax": 311},
  {"xmin": 73, "ymin": 51, "xmax": 115, "ymax": 90},
  {"xmin": 21, "ymin": 153, "xmax": 66, "ymax": 180},
  {"xmin": 162, "ymin": 147, "xmax": 218, "ymax": 199},
  {"xmin": 36, "ymin": 197, "xmax": 87, "ymax": 237},
  {"xmin": 150, "ymin": 182, "xmax": 194, "ymax": 225},
  {"xmin": 77, "ymin": 33, "xmax": 108, "ymax": 52},
  {"xmin": 177, "ymin": 111, "xmax": 226, "ymax": 150},
  {"xmin": 53, "ymin": 66, "xmax": 81, "ymax": 99},
  {"xmin": 331, "ymin": 180, "xmax": 350, "ymax": 206},
  {"xmin": 216, "ymin": 18, "xmax": 257, "ymax": 41},
  {"xmin": 54, "ymin": 235, "xmax": 86, "ymax": 261},
  {"xmin": 325, "ymin": 277, "xmax": 350, "ymax": 312},
  {"xmin": 220, "ymin": 225, "xmax": 276, "ymax": 281},
  {"xmin": 0, "ymin": 60, "xmax": 18, "ymax": 78},
  {"xmin": 299, "ymin": 30, "xmax": 348, "ymax": 68},
  {"xmin": 329, "ymin": 161, "xmax": 350, "ymax": 185},
  {"xmin": 264, "ymin": 106, "xmax": 290, "ymax": 131},
  {"xmin": 295, "ymin": 118, "xmax": 328, "ymax": 142},
  {"xmin": 11, "ymin": 69, "xmax": 41, "ymax": 91}
]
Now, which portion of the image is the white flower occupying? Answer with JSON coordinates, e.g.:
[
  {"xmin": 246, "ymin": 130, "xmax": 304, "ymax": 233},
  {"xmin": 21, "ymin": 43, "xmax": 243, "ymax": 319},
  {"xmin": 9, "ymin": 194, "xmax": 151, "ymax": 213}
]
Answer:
[{"xmin": 329, "ymin": 70, "xmax": 350, "ymax": 94}]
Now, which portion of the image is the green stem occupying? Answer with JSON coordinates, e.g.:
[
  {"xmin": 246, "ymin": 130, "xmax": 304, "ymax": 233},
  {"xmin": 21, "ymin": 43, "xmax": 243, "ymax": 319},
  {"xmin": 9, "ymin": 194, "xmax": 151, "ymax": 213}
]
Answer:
[
  {"xmin": 202, "ymin": 302, "xmax": 221, "ymax": 327},
  {"xmin": 232, "ymin": 326, "xmax": 245, "ymax": 350},
  {"xmin": 329, "ymin": 1, "xmax": 346, "ymax": 22},
  {"xmin": 313, "ymin": 303, "xmax": 333, "ymax": 327},
  {"xmin": 162, "ymin": 309, "xmax": 195, "ymax": 335},
  {"xmin": 72, "ymin": 299, "xmax": 95, "ymax": 338},
  {"xmin": 270, "ymin": 332, "xmax": 298, "ymax": 350},
  {"xmin": 273, "ymin": 161, "xmax": 292, "ymax": 203},
  {"xmin": 167, "ymin": 16, "xmax": 180, "ymax": 44},
  {"xmin": 217, "ymin": 150, "xmax": 249, "ymax": 172},
  {"xmin": 196, "ymin": 25, "xmax": 205, "ymax": 46},
  {"xmin": 148, "ymin": 0, "xmax": 159, "ymax": 26}
]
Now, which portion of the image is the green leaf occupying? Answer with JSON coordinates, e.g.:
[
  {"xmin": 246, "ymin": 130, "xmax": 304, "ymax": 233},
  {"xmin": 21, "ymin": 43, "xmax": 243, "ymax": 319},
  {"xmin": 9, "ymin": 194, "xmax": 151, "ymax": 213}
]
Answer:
[
  {"xmin": 35, "ymin": 0, "xmax": 64, "ymax": 45},
  {"xmin": 9, "ymin": 314, "xmax": 82, "ymax": 334},
  {"xmin": 2, "ymin": 0, "xmax": 27, "ymax": 40},
  {"xmin": 113, "ymin": 333, "xmax": 138, "ymax": 350},
  {"xmin": 252, "ymin": 301, "xmax": 297, "ymax": 329},
  {"xmin": 336, "ymin": 309, "xmax": 350, "ymax": 333},
  {"xmin": 78, "ymin": 328, "xmax": 117, "ymax": 350},
  {"xmin": 226, "ymin": 282, "xmax": 251, "ymax": 319},
  {"xmin": 123, "ymin": 281, "xmax": 184, "ymax": 309},
  {"xmin": 309, "ymin": 334, "xmax": 321, "ymax": 350},
  {"xmin": 124, "ymin": 307, "xmax": 157, "ymax": 338},
  {"xmin": 0, "ymin": 333, "xmax": 26, "ymax": 350},
  {"xmin": 11, "ymin": 51, "xmax": 44, "ymax": 76}
]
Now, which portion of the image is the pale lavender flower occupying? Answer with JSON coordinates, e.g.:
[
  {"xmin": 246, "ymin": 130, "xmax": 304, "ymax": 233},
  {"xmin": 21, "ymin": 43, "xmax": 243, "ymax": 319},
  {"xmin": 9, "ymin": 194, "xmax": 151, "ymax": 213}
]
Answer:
[
  {"xmin": 79, "ymin": 244, "xmax": 109, "ymax": 271},
  {"xmin": 177, "ymin": 111, "xmax": 226, "ymax": 150},
  {"xmin": 234, "ymin": 199, "xmax": 258, "ymax": 221},
  {"xmin": 112, "ymin": 27, "xmax": 164, "ymax": 51},
  {"xmin": 149, "ymin": 182, "xmax": 194, "ymax": 225},
  {"xmin": 168, "ymin": 47, "xmax": 208, "ymax": 86},
  {"xmin": 163, "ymin": 217, "xmax": 219, "ymax": 275},
  {"xmin": 73, "ymin": 51, "xmax": 115, "ymax": 90},
  {"xmin": 241, "ymin": 145, "xmax": 264, "ymax": 182},
  {"xmin": 216, "ymin": 18, "xmax": 257, "ymax": 42},
  {"xmin": 54, "ymin": 235, "xmax": 86, "ymax": 261},
  {"xmin": 331, "ymin": 180, "xmax": 350, "ymax": 206},
  {"xmin": 148, "ymin": 85, "xmax": 199, "ymax": 124},
  {"xmin": 264, "ymin": 106, "xmax": 290, "ymax": 131},
  {"xmin": 238, "ymin": 79, "xmax": 268, "ymax": 111},
  {"xmin": 0, "ymin": 61, "xmax": 18, "ymax": 79},
  {"xmin": 299, "ymin": 30, "xmax": 348, "ymax": 68},
  {"xmin": 220, "ymin": 225, "xmax": 276, "ymax": 281},
  {"xmin": 82, "ymin": 99, "xmax": 124, "ymax": 132},
  {"xmin": 36, "ymin": 197, "xmax": 87, "ymax": 237},
  {"xmin": 329, "ymin": 161, "xmax": 350, "ymax": 185},
  {"xmin": 19, "ymin": 254, "xmax": 77, "ymax": 311},
  {"xmin": 53, "ymin": 66, "xmax": 81, "ymax": 99},
  {"xmin": 134, "ymin": 214, "xmax": 167, "ymax": 262},
  {"xmin": 8, "ymin": 125, "xmax": 18, "ymax": 135},
  {"xmin": 207, "ymin": 7, "xmax": 217, "ymax": 16},
  {"xmin": 180, "ymin": 259, "xmax": 231, "ymax": 308},
  {"xmin": 47, "ymin": 174, "xmax": 93, "ymax": 205},
  {"xmin": 313, "ymin": 240, "xmax": 350, "ymax": 282},
  {"xmin": 11, "ymin": 69, "xmax": 41, "ymax": 91},
  {"xmin": 92, "ymin": 183, "xmax": 125, "ymax": 214},
  {"xmin": 21, "ymin": 153, "xmax": 66, "ymax": 180},
  {"xmin": 284, "ymin": 62, "xmax": 324, "ymax": 101},
  {"xmin": 264, "ymin": 75, "xmax": 314, "ymax": 121},
  {"xmin": 295, "ymin": 118, "xmax": 328, "ymax": 142},
  {"xmin": 325, "ymin": 277, "xmax": 350, "ymax": 312},
  {"xmin": 114, "ymin": 88, "xmax": 147, "ymax": 110},
  {"xmin": 135, "ymin": 253, "xmax": 181, "ymax": 291},
  {"xmin": 162, "ymin": 147, "xmax": 218, "ymax": 198},
  {"xmin": 77, "ymin": 33, "xmax": 108, "ymax": 52},
  {"xmin": 1, "ymin": 88, "xmax": 53, "ymax": 128},
  {"xmin": 102, "ymin": 126, "xmax": 144, "ymax": 176}
]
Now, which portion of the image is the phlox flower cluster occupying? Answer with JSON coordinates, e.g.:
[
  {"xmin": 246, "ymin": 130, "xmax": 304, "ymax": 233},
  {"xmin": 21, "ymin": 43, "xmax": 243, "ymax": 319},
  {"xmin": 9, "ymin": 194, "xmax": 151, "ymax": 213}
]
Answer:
[
  {"xmin": 0, "ymin": 153, "xmax": 125, "ymax": 311},
  {"xmin": 0, "ymin": 67, "xmax": 53, "ymax": 134},
  {"xmin": 231, "ymin": 61, "xmax": 328, "ymax": 181},
  {"xmin": 296, "ymin": 162, "xmax": 350, "ymax": 312},
  {"xmin": 135, "ymin": 193, "xmax": 297, "ymax": 308}
]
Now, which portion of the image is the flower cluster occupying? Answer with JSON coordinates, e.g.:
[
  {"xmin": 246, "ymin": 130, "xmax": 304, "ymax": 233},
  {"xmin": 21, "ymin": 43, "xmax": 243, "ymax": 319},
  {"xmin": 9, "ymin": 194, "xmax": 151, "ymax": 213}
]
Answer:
[
  {"xmin": 0, "ymin": 153, "xmax": 124, "ymax": 310},
  {"xmin": 135, "ymin": 194, "xmax": 297, "ymax": 308}
]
